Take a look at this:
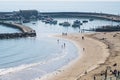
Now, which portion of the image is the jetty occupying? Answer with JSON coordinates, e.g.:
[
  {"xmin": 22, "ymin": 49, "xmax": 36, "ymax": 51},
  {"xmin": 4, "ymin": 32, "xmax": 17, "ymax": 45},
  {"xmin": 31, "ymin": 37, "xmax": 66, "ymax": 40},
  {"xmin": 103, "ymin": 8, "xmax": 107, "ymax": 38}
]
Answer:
[
  {"xmin": 40, "ymin": 12, "xmax": 120, "ymax": 22},
  {"xmin": 0, "ymin": 10, "xmax": 120, "ymax": 22},
  {"xmin": 1, "ymin": 10, "xmax": 120, "ymax": 22},
  {"xmin": 0, "ymin": 22, "xmax": 36, "ymax": 39},
  {"xmin": 90, "ymin": 25, "xmax": 120, "ymax": 32}
]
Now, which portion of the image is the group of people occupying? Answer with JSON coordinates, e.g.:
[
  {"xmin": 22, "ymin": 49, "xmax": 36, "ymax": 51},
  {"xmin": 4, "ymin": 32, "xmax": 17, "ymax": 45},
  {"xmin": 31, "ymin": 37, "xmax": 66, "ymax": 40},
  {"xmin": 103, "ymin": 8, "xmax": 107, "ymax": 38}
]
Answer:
[
  {"xmin": 82, "ymin": 36, "xmax": 85, "ymax": 51},
  {"xmin": 112, "ymin": 69, "xmax": 120, "ymax": 78},
  {"xmin": 62, "ymin": 32, "xmax": 67, "ymax": 36},
  {"xmin": 93, "ymin": 65, "xmax": 120, "ymax": 80},
  {"xmin": 57, "ymin": 39, "xmax": 66, "ymax": 49},
  {"xmin": 60, "ymin": 33, "xmax": 85, "ymax": 51}
]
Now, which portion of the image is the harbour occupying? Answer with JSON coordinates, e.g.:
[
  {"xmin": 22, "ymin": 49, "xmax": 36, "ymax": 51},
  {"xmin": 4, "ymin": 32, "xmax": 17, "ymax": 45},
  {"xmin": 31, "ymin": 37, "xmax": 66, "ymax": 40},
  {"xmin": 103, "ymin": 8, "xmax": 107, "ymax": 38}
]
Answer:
[{"xmin": 0, "ymin": 1, "xmax": 120, "ymax": 80}]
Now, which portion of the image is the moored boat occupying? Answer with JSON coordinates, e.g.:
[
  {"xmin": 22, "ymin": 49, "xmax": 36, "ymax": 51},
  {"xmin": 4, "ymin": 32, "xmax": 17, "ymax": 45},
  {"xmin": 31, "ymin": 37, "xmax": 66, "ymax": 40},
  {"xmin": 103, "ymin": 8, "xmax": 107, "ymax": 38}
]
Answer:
[
  {"xmin": 62, "ymin": 22, "xmax": 71, "ymax": 27},
  {"xmin": 59, "ymin": 23, "xmax": 63, "ymax": 26},
  {"xmin": 89, "ymin": 18, "xmax": 94, "ymax": 21},
  {"xmin": 23, "ymin": 20, "xmax": 30, "ymax": 23},
  {"xmin": 72, "ymin": 20, "xmax": 82, "ymax": 27},
  {"xmin": 82, "ymin": 20, "xmax": 88, "ymax": 23},
  {"xmin": 50, "ymin": 20, "xmax": 57, "ymax": 25}
]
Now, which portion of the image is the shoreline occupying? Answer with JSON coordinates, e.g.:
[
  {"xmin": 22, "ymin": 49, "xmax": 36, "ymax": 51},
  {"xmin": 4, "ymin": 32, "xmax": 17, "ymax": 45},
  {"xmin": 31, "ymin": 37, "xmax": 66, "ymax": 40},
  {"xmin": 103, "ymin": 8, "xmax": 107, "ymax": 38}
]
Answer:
[{"xmin": 37, "ymin": 33, "xmax": 109, "ymax": 80}]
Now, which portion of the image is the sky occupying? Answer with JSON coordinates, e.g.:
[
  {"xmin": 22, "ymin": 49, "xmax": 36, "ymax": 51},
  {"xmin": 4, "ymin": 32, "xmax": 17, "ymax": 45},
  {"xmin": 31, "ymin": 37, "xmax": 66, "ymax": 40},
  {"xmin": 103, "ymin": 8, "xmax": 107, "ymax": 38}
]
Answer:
[
  {"xmin": 0, "ymin": 0, "xmax": 119, "ymax": 14},
  {"xmin": 0, "ymin": 0, "xmax": 120, "ymax": 1}
]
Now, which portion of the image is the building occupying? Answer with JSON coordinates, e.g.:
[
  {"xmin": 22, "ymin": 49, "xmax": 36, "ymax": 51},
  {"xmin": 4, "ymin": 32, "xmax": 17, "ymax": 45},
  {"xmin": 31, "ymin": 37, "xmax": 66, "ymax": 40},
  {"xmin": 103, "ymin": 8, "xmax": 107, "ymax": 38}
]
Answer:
[{"xmin": 17, "ymin": 10, "xmax": 39, "ymax": 20}]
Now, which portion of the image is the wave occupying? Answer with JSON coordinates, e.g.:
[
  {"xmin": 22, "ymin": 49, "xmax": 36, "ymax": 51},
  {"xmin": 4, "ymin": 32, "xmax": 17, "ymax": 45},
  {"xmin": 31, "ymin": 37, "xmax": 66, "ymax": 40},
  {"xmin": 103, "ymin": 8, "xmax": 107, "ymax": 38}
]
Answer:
[
  {"xmin": 0, "ymin": 53, "xmax": 45, "ymax": 65},
  {"xmin": 0, "ymin": 48, "xmax": 68, "ymax": 76},
  {"xmin": 0, "ymin": 52, "xmax": 21, "ymax": 59}
]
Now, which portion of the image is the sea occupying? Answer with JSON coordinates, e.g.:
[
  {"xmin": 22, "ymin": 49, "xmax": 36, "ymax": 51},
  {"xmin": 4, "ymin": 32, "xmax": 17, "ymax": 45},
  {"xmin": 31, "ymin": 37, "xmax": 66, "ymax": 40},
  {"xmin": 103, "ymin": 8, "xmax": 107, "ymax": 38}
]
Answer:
[{"xmin": 0, "ymin": 1, "xmax": 120, "ymax": 80}]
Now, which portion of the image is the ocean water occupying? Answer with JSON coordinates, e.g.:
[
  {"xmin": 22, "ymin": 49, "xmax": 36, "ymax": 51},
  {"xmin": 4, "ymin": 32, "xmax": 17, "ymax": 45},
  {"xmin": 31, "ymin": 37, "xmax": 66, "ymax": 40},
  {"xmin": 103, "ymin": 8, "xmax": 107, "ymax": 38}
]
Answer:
[
  {"xmin": 0, "ymin": 37, "xmax": 78, "ymax": 80},
  {"xmin": 0, "ymin": 25, "xmax": 21, "ymax": 33},
  {"xmin": 0, "ymin": 18, "xmax": 119, "ymax": 80},
  {"xmin": 0, "ymin": 1, "xmax": 120, "ymax": 80},
  {"xmin": 0, "ymin": 19, "xmax": 80, "ymax": 80}
]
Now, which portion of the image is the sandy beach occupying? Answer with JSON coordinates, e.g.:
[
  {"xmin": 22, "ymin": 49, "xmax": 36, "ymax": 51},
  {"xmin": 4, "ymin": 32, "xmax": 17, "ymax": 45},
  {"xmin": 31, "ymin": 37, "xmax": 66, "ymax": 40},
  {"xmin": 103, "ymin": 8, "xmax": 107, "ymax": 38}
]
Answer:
[
  {"xmin": 78, "ymin": 32, "xmax": 120, "ymax": 80},
  {"xmin": 38, "ymin": 33, "xmax": 110, "ymax": 80}
]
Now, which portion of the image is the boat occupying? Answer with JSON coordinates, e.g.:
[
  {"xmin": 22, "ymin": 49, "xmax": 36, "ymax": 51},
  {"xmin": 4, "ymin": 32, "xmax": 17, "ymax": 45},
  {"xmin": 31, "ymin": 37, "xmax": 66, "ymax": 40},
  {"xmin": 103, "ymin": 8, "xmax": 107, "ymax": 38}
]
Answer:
[
  {"xmin": 59, "ymin": 22, "xmax": 70, "ymax": 26},
  {"xmin": 59, "ymin": 23, "xmax": 63, "ymax": 26},
  {"xmin": 23, "ymin": 20, "xmax": 30, "ymax": 23},
  {"xmin": 89, "ymin": 18, "xmax": 94, "ymax": 21},
  {"xmin": 32, "ymin": 23, "xmax": 36, "ymax": 24},
  {"xmin": 41, "ymin": 20, "xmax": 46, "ymax": 22},
  {"xmin": 45, "ymin": 20, "xmax": 51, "ymax": 24},
  {"xmin": 72, "ymin": 20, "xmax": 82, "ymax": 27},
  {"xmin": 44, "ymin": 18, "xmax": 52, "ymax": 24},
  {"xmin": 50, "ymin": 20, "xmax": 57, "ymax": 25},
  {"xmin": 82, "ymin": 20, "xmax": 88, "ymax": 23},
  {"xmin": 42, "ymin": 18, "xmax": 58, "ymax": 25},
  {"xmin": 62, "ymin": 22, "xmax": 70, "ymax": 27}
]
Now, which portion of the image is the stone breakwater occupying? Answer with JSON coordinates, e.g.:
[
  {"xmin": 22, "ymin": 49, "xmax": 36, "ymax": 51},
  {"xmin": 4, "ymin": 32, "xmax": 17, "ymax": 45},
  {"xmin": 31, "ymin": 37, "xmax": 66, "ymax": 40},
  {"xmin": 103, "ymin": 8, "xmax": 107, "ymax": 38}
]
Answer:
[
  {"xmin": 0, "ymin": 22, "xmax": 36, "ymax": 39},
  {"xmin": 0, "ymin": 32, "xmax": 36, "ymax": 39},
  {"xmin": 40, "ymin": 12, "xmax": 120, "ymax": 22}
]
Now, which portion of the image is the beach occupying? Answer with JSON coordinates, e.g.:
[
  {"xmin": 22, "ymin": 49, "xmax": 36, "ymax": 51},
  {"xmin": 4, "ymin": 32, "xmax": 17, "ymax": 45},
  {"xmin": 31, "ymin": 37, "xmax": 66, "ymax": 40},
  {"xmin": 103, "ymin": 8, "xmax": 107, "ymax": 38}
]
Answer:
[
  {"xmin": 78, "ymin": 32, "xmax": 120, "ymax": 80},
  {"xmin": 38, "ymin": 33, "xmax": 110, "ymax": 80},
  {"xmin": 0, "ymin": 1, "xmax": 120, "ymax": 80}
]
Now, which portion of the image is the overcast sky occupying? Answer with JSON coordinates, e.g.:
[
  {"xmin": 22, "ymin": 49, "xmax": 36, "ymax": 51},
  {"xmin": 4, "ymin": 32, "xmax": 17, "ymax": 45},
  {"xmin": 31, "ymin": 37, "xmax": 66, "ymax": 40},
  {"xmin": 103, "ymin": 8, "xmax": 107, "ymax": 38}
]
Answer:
[
  {"xmin": 0, "ymin": 0, "xmax": 120, "ymax": 1},
  {"xmin": 0, "ymin": 0, "xmax": 119, "ymax": 14}
]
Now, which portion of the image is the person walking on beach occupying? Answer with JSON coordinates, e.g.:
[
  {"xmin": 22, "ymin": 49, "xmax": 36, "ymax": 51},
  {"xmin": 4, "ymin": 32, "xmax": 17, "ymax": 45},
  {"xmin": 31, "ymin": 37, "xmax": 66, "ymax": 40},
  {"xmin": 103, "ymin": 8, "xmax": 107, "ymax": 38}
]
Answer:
[
  {"xmin": 64, "ymin": 43, "xmax": 66, "ymax": 48},
  {"xmin": 83, "ymin": 48, "xmax": 85, "ymax": 51},
  {"xmin": 94, "ymin": 76, "xmax": 96, "ymax": 80},
  {"xmin": 57, "ymin": 39, "xmax": 59, "ymax": 44},
  {"xmin": 65, "ymin": 33, "xmax": 67, "ymax": 36},
  {"xmin": 85, "ymin": 71, "xmax": 87, "ymax": 74},
  {"xmin": 62, "ymin": 32, "xmax": 64, "ymax": 36},
  {"xmin": 82, "ymin": 36, "xmax": 84, "ymax": 40},
  {"xmin": 61, "ymin": 45, "xmax": 63, "ymax": 48}
]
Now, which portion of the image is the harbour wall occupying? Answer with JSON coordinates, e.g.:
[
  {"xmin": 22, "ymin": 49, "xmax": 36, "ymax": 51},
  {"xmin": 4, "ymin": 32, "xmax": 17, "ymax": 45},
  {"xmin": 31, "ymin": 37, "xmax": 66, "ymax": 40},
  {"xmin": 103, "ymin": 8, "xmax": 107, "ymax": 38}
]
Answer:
[
  {"xmin": 0, "ymin": 22, "xmax": 36, "ymax": 39},
  {"xmin": 40, "ymin": 12, "xmax": 120, "ymax": 22}
]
